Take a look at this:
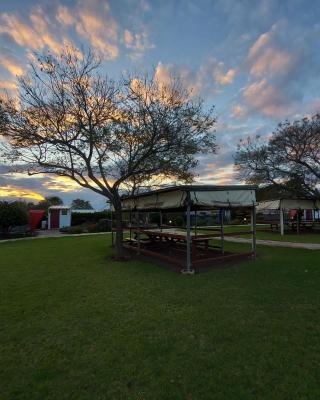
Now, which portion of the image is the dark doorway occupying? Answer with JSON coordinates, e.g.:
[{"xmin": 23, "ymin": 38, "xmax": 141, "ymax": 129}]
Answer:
[{"xmin": 50, "ymin": 209, "xmax": 60, "ymax": 229}]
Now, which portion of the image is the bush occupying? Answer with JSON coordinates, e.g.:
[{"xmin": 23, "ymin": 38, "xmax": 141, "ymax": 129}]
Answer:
[
  {"xmin": 0, "ymin": 201, "xmax": 29, "ymax": 236},
  {"xmin": 71, "ymin": 211, "xmax": 111, "ymax": 226},
  {"xmin": 60, "ymin": 225, "xmax": 85, "ymax": 234},
  {"xmin": 60, "ymin": 219, "xmax": 111, "ymax": 234}
]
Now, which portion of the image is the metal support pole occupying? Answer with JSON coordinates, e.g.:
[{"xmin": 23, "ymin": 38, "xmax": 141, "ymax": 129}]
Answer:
[
  {"xmin": 195, "ymin": 210, "xmax": 197, "ymax": 237},
  {"xmin": 160, "ymin": 210, "xmax": 163, "ymax": 232},
  {"xmin": 137, "ymin": 210, "xmax": 141, "ymax": 255},
  {"xmin": 129, "ymin": 209, "xmax": 132, "ymax": 241},
  {"xmin": 280, "ymin": 208, "xmax": 284, "ymax": 236},
  {"xmin": 182, "ymin": 192, "xmax": 194, "ymax": 274},
  {"xmin": 251, "ymin": 206, "xmax": 256, "ymax": 259},
  {"xmin": 220, "ymin": 208, "xmax": 224, "ymax": 254}
]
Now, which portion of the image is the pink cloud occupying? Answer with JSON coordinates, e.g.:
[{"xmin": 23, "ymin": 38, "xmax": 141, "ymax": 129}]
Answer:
[{"xmin": 243, "ymin": 78, "xmax": 293, "ymax": 118}]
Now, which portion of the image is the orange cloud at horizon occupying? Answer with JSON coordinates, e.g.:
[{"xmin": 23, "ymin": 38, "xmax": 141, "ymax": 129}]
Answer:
[{"xmin": 0, "ymin": 185, "xmax": 45, "ymax": 201}]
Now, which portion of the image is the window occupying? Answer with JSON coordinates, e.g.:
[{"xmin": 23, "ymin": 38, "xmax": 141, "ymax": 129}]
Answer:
[{"xmin": 61, "ymin": 209, "xmax": 68, "ymax": 215}]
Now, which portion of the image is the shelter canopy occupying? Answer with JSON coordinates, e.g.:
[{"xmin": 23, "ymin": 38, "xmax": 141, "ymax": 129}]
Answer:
[
  {"xmin": 257, "ymin": 198, "xmax": 320, "ymax": 211},
  {"xmin": 121, "ymin": 185, "xmax": 256, "ymax": 211}
]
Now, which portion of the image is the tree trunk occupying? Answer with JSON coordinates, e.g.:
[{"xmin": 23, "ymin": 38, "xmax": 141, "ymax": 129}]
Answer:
[{"xmin": 113, "ymin": 201, "xmax": 124, "ymax": 259}]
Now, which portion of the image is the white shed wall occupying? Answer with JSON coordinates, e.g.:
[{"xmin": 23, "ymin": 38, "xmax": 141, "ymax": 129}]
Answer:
[{"xmin": 59, "ymin": 210, "xmax": 71, "ymax": 228}]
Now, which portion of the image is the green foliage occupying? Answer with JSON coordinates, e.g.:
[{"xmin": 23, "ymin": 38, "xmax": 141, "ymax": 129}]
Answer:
[
  {"xmin": 71, "ymin": 211, "xmax": 111, "ymax": 226},
  {"xmin": 33, "ymin": 196, "xmax": 63, "ymax": 211},
  {"xmin": 71, "ymin": 198, "xmax": 93, "ymax": 210},
  {"xmin": 0, "ymin": 201, "xmax": 29, "ymax": 232}
]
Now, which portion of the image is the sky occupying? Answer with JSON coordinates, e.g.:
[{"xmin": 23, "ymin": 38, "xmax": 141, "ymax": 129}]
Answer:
[{"xmin": 0, "ymin": 0, "xmax": 320, "ymax": 209}]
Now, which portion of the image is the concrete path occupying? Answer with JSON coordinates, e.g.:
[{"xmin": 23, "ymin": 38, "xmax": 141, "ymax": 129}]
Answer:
[{"xmin": 216, "ymin": 236, "xmax": 320, "ymax": 250}]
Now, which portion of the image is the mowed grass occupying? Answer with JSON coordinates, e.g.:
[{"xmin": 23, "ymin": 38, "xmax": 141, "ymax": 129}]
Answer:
[
  {"xmin": 1, "ymin": 235, "xmax": 320, "ymax": 400},
  {"xmin": 202, "ymin": 225, "xmax": 320, "ymax": 243}
]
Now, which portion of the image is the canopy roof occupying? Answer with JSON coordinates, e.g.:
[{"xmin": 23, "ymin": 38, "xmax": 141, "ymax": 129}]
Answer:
[
  {"xmin": 121, "ymin": 185, "xmax": 257, "ymax": 211},
  {"xmin": 257, "ymin": 198, "xmax": 320, "ymax": 211}
]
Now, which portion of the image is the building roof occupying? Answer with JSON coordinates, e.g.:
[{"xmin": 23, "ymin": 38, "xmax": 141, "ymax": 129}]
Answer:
[
  {"xmin": 48, "ymin": 206, "xmax": 71, "ymax": 210},
  {"xmin": 120, "ymin": 184, "xmax": 257, "ymax": 211}
]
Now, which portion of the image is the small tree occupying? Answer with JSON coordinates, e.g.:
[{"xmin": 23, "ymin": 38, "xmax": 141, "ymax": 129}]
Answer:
[
  {"xmin": 71, "ymin": 198, "xmax": 93, "ymax": 210},
  {"xmin": 34, "ymin": 196, "xmax": 63, "ymax": 211},
  {"xmin": 0, "ymin": 201, "xmax": 29, "ymax": 235},
  {"xmin": 0, "ymin": 47, "xmax": 217, "ymax": 257},
  {"xmin": 234, "ymin": 114, "xmax": 320, "ymax": 197}
]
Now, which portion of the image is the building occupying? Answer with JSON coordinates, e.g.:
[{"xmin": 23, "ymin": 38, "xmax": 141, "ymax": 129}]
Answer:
[{"xmin": 48, "ymin": 206, "xmax": 72, "ymax": 229}]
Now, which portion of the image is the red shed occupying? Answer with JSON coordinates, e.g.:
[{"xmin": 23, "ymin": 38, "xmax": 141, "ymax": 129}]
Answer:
[{"xmin": 29, "ymin": 210, "xmax": 46, "ymax": 230}]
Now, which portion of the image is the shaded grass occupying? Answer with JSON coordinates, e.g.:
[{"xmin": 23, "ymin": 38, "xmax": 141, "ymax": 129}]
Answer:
[
  {"xmin": 200, "ymin": 225, "xmax": 320, "ymax": 243},
  {"xmin": 1, "ymin": 235, "xmax": 320, "ymax": 399}
]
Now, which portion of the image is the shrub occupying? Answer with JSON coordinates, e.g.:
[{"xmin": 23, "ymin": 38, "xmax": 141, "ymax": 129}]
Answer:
[
  {"xmin": 0, "ymin": 201, "xmax": 29, "ymax": 235},
  {"xmin": 71, "ymin": 211, "xmax": 111, "ymax": 226},
  {"xmin": 60, "ymin": 225, "xmax": 85, "ymax": 234}
]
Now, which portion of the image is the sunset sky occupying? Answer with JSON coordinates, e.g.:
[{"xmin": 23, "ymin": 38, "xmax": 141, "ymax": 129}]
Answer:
[{"xmin": 1, "ymin": 0, "xmax": 320, "ymax": 209}]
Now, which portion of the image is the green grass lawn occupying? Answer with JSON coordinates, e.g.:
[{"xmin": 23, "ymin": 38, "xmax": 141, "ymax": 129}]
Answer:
[
  {"xmin": 199, "ymin": 225, "xmax": 320, "ymax": 243},
  {"xmin": 1, "ymin": 235, "xmax": 320, "ymax": 399}
]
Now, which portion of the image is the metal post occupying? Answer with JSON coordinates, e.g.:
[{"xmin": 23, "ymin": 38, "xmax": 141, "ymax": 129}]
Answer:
[
  {"xmin": 251, "ymin": 205, "xmax": 256, "ymax": 259},
  {"xmin": 182, "ymin": 191, "xmax": 194, "ymax": 274},
  {"xmin": 137, "ymin": 210, "xmax": 141, "ymax": 254},
  {"xmin": 220, "ymin": 208, "xmax": 224, "ymax": 254},
  {"xmin": 280, "ymin": 208, "xmax": 284, "ymax": 236},
  {"xmin": 129, "ymin": 209, "xmax": 132, "ymax": 241},
  {"xmin": 195, "ymin": 210, "xmax": 197, "ymax": 237},
  {"xmin": 160, "ymin": 210, "xmax": 163, "ymax": 232}
]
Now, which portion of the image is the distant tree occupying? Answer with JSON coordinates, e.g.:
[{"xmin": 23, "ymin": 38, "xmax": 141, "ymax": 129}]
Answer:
[
  {"xmin": 34, "ymin": 196, "xmax": 63, "ymax": 211},
  {"xmin": 0, "ymin": 47, "xmax": 216, "ymax": 257},
  {"xmin": 0, "ymin": 201, "xmax": 29, "ymax": 235},
  {"xmin": 235, "ymin": 114, "xmax": 320, "ymax": 197},
  {"xmin": 71, "ymin": 198, "xmax": 93, "ymax": 210}
]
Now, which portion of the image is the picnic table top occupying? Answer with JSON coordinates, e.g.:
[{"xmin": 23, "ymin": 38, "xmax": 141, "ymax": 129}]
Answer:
[{"xmin": 132, "ymin": 228, "xmax": 212, "ymax": 239}]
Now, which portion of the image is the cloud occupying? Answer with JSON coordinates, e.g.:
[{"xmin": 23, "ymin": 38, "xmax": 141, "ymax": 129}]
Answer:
[
  {"xmin": 154, "ymin": 57, "xmax": 235, "ymax": 99},
  {"xmin": 56, "ymin": 6, "xmax": 75, "ymax": 26},
  {"xmin": 250, "ymin": 47, "xmax": 292, "ymax": 77},
  {"xmin": 243, "ymin": 78, "xmax": 294, "ymax": 118},
  {"xmin": 247, "ymin": 25, "xmax": 293, "ymax": 78},
  {"xmin": 247, "ymin": 30, "xmax": 271, "ymax": 59},
  {"xmin": 231, "ymin": 104, "xmax": 246, "ymax": 118},
  {"xmin": 0, "ymin": 13, "xmax": 44, "ymax": 50},
  {"xmin": 0, "ymin": 185, "xmax": 44, "ymax": 201},
  {"xmin": 42, "ymin": 176, "xmax": 82, "ymax": 193},
  {"xmin": 0, "ymin": 2, "xmax": 118, "ymax": 59},
  {"xmin": 0, "ymin": 51, "xmax": 24, "ymax": 76},
  {"xmin": 123, "ymin": 29, "xmax": 154, "ymax": 60},
  {"xmin": 0, "ymin": 80, "xmax": 17, "ymax": 90},
  {"xmin": 240, "ymin": 22, "xmax": 311, "ymax": 118},
  {"xmin": 195, "ymin": 163, "xmax": 236, "ymax": 185},
  {"xmin": 211, "ymin": 59, "xmax": 236, "ymax": 85},
  {"xmin": 75, "ymin": 4, "xmax": 119, "ymax": 59}
]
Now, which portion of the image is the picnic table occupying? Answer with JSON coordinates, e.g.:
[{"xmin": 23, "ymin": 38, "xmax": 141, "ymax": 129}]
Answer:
[{"xmin": 131, "ymin": 228, "xmax": 215, "ymax": 258}]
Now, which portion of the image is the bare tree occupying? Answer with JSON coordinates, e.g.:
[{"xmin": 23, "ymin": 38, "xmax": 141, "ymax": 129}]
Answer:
[
  {"xmin": 234, "ymin": 114, "xmax": 320, "ymax": 197},
  {"xmin": 0, "ymin": 47, "xmax": 217, "ymax": 257}
]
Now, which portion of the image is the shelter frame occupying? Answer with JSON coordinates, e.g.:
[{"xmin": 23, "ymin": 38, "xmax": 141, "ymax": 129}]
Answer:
[{"xmin": 113, "ymin": 185, "xmax": 257, "ymax": 273}]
